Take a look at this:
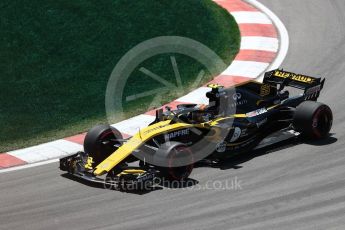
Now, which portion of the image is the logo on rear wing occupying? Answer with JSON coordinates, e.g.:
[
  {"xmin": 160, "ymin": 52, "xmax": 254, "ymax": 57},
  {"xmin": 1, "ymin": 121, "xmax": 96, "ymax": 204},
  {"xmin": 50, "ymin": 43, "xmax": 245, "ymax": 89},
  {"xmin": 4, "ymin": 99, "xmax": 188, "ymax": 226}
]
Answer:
[{"xmin": 273, "ymin": 70, "xmax": 316, "ymax": 84}]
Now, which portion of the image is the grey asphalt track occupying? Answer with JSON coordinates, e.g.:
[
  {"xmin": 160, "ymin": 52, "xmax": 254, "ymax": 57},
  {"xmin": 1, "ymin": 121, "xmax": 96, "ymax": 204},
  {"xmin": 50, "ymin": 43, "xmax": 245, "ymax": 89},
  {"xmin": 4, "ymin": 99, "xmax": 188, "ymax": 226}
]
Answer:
[{"xmin": 1, "ymin": 0, "xmax": 345, "ymax": 229}]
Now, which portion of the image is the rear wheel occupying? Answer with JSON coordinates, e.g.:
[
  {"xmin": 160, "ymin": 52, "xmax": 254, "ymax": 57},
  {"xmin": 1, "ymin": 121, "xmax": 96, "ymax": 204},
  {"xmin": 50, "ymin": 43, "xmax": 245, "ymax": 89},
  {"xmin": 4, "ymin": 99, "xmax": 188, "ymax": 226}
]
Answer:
[
  {"xmin": 84, "ymin": 125, "xmax": 123, "ymax": 166},
  {"xmin": 293, "ymin": 101, "xmax": 333, "ymax": 139}
]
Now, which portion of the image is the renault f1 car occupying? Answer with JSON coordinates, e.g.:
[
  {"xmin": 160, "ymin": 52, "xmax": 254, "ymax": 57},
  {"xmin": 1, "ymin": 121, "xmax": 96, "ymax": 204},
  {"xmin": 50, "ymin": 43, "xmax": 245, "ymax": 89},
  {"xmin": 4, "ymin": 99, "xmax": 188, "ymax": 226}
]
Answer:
[{"xmin": 60, "ymin": 69, "xmax": 333, "ymax": 190}]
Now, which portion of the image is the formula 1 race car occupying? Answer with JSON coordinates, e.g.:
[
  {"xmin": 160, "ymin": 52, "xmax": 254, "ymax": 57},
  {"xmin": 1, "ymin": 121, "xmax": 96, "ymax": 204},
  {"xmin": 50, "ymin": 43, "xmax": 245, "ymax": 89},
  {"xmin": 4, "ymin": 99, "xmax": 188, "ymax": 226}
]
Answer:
[{"xmin": 60, "ymin": 69, "xmax": 333, "ymax": 190}]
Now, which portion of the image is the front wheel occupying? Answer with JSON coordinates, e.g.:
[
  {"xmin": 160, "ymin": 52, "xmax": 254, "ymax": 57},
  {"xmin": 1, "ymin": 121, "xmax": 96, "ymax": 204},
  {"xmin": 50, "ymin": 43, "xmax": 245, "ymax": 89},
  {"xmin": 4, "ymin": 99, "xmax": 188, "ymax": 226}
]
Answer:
[
  {"xmin": 293, "ymin": 101, "xmax": 333, "ymax": 139},
  {"xmin": 84, "ymin": 125, "xmax": 123, "ymax": 167}
]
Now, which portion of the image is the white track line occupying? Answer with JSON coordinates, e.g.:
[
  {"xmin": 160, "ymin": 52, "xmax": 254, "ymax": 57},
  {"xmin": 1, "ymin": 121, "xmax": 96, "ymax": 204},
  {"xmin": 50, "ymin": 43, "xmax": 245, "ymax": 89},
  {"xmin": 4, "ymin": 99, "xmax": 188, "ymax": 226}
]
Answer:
[
  {"xmin": 111, "ymin": 114, "xmax": 155, "ymax": 136},
  {"xmin": 222, "ymin": 60, "xmax": 270, "ymax": 78},
  {"xmin": 246, "ymin": 0, "xmax": 290, "ymax": 81},
  {"xmin": 175, "ymin": 87, "xmax": 211, "ymax": 105},
  {"xmin": 232, "ymin": 11, "xmax": 273, "ymax": 24},
  {"xmin": 8, "ymin": 140, "xmax": 82, "ymax": 163},
  {"xmin": 0, "ymin": 159, "xmax": 58, "ymax": 174},
  {"xmin": 241, "ymin": 36, "xmax": 279, "ymax": 52}
]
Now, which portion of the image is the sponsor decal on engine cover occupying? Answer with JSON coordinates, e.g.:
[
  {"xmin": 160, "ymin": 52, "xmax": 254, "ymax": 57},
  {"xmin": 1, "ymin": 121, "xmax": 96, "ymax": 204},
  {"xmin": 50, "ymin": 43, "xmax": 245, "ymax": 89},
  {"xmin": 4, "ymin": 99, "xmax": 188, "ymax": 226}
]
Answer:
[
  {"xmin": 260, "ymin": 84, "xmax": 271, "ymax": 97},
  {"xmin": 229, "ymin": 92, "xmax": 248, "ymax": 108},
  {"xmin": 232, "ymin": 93, "xmax": 242, "ymax": 101}
]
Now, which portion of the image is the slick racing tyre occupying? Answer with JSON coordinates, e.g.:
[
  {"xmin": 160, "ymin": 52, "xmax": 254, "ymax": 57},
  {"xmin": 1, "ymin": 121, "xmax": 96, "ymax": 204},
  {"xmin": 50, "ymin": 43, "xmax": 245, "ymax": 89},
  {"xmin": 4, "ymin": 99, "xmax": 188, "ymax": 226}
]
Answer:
[
  {"xmin": 293, "ymin": 101, "xmax": 333, "ymax": 139},
  {"xmin": 154, "ymin": 142, "xmax": 194, "ymax": 181},
  {"xmin": 84, "ymin": 125, "xmax": 123, "ymax": 166}
]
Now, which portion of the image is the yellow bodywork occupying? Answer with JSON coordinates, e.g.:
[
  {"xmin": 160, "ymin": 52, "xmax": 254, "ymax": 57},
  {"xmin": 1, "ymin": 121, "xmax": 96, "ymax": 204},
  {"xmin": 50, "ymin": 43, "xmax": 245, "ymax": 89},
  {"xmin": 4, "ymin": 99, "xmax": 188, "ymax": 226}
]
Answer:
[
  {"xmin": 84, "ymin": 157, "xmax": 94, "ymax": 170},
  {"xmin": 94, "ymin": 120, "xmax": 196, "ymax": 176},
  {"xmin": 93, "ymin": 107, "xmax": 273, "ymax": 176},
  {"xmin": 117, "ymin": 169, "xmax": 146, "ymax": 176}
]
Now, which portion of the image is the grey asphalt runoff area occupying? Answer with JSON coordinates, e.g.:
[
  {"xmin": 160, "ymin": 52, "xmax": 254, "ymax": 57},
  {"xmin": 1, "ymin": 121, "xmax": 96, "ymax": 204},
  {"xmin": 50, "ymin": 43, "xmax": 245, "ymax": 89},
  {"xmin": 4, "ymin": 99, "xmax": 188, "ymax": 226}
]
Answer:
[{"xmin": 1, "ymin": 0, "xmax": 345, "ymax": 229}]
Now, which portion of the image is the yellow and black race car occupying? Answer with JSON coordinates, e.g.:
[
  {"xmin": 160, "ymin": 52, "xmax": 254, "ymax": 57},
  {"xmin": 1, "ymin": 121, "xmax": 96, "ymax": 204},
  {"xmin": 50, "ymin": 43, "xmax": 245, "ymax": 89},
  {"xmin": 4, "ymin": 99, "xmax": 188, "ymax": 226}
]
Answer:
[{"xmin": 60, "ymin": 69, "xmax": 333, "ymax": 190}]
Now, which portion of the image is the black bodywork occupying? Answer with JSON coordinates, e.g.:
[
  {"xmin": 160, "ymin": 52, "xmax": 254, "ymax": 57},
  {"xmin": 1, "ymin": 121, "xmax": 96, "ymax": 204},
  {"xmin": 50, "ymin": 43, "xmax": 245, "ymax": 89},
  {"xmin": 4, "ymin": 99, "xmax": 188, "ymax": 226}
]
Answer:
[
  {"xmin": 59, "ymin": 69, "xmax": 329, "ymax": 188},
  {"xmin": 144, "ymin": 69, "xmax": 325, "ymax": 159}
]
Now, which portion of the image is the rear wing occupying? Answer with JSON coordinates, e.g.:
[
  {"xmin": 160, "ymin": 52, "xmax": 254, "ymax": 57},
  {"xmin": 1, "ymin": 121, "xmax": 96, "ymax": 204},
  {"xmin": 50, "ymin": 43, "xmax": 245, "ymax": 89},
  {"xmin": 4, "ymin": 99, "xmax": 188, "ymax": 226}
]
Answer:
[{"xmin": 263, "ymin": 69, "xmax": 325, "ymax": 100}]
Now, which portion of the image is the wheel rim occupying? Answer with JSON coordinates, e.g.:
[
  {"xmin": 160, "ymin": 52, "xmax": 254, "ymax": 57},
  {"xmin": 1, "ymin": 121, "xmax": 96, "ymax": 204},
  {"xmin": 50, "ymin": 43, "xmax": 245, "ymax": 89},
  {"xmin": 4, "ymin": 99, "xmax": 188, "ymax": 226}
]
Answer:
[{"xmin": 312, "ymin": 106, "xmax": 332, "ymax": 138}]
